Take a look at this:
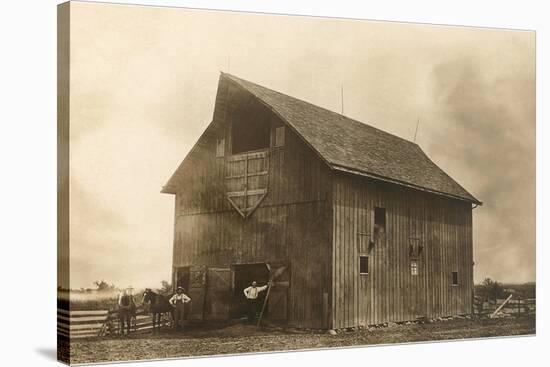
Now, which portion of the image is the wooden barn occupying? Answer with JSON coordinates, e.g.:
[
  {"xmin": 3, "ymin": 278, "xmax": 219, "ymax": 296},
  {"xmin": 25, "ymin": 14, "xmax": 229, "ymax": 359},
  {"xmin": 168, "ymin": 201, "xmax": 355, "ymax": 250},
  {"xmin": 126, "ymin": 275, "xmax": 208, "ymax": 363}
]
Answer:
[{"xmin": 161, "ymin": 73, "xmax": 482, "ymax": 330}]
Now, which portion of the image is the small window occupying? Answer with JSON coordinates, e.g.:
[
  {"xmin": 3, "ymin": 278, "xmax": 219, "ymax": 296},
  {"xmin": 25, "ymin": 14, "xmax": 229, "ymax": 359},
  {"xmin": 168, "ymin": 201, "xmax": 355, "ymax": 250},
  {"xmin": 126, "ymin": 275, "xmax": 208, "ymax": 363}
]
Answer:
[
  {"xmin": 216, "ymin": 138, "xmax": 225, "ymax": 157},
  {"xmin": 410, "ymin": 260, "xmax": 419, "ymax": 276},
  {"xmin": 357, "ymin": 232, "xmax": 371, "ymax": 253},
  {"xmin": 359, "ymin": 256, "xmax": 369, "ymax": 275},
  {"xmin": 452, "ymin": 271, "xmax": 459, "ymax": 286},
  {"xmin": 374, "ymin": 207, "xmax": 386, "ymax": 234},
  {"xmin": 274, "ymin": 126, "xmax": 285, "ymax": 147}
]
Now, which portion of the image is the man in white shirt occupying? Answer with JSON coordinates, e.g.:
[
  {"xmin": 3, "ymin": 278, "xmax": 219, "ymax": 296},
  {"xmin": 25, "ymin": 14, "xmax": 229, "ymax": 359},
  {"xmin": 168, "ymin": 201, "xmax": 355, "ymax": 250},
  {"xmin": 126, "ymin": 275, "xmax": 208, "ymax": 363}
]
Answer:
[
  {"xmin": 169, "ymin": 286, "xmax": 191, "ymax": 330},
  {"xmin": 243, "ymin": 281, "xmax": 268, "ymax": 323}
]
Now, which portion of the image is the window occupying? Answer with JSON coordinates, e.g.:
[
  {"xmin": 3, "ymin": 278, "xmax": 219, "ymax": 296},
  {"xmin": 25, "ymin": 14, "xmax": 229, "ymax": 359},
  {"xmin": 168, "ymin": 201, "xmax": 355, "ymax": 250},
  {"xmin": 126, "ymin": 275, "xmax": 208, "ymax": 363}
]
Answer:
[
  {"xmin": 359, "ymin": 256, "xmax": 369, "ymax": 275},
  {"xmin": 410, "ymin": 260, "xmax": 419, "ymax": 276},
  {"xmin": 216, "ymin": 138, "xmax": 225, "ymax": 157},
  {"xmin": 452, "ymin": 271, "xmax": 459, "ymax": 286},
  {"xmin": 409, "ymin": 238, "xmax": 423, "ymax": 257},
  {"xmin": 357, "ymin": 232, "xmax": 372, "ymax": 253},
  {"xmin": 374, "ymin": 207, "xmax": 386, "ymax": 234},
  {"xmin": 274, "ymin": 126, "xmax": 285, "ymax": 147}
]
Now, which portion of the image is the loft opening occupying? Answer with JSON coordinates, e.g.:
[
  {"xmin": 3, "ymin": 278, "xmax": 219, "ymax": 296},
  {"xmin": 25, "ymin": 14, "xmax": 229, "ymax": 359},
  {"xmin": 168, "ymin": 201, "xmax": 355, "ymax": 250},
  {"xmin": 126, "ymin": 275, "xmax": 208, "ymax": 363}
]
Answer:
[
  {"xmin": 231, "ymin": 116, "xmax": 271, "ymax": 154},
  {"xmin": 374, "ymin": 207, "xmax": 386, "ymax": 234}
]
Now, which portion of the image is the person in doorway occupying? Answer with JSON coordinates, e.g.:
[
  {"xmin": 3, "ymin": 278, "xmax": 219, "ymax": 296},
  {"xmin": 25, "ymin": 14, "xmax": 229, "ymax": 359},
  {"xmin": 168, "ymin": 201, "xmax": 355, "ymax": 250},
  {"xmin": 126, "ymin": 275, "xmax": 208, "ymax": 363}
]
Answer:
[
  {"xmin": 118, "ymin": 287, "xmax": 136, "ymax": 336},
  {"xmin": 243, "ymin": 280, "xmax": 268, "ymax": 324},
  {"xmin": 169, "ymin": 286, "xmax": 191, "ymax": 330}
]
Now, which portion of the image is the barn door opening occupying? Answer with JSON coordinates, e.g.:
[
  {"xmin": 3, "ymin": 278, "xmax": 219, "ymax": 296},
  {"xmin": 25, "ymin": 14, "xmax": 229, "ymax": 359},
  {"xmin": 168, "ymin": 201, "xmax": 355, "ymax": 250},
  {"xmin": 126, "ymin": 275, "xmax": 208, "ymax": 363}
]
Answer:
[
  {"xmin": 231, "ymin": 263, "xmax": 270, "ymax": 319},
  {"xmin": 409, "ymin": 255, "xmax": 426, "ymax": 318},
  {"xmin": 409, "ymin": 205, "xmax": 427, "ymax": 319},
  {"xmin": 205, "ymin": 267, "xmax": 231, "ymax": 320},
  {"xmin": 266, "ymin": 264, "xmax": 289, "ymax": 321}
]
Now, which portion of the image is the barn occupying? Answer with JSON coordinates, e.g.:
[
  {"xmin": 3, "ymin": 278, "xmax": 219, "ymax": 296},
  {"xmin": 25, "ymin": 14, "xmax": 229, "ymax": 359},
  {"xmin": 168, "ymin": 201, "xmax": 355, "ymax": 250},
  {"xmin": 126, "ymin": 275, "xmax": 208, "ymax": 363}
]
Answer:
[{"xmin": 161, "ymin": 73, "xmax": 482, "ymax": 330}]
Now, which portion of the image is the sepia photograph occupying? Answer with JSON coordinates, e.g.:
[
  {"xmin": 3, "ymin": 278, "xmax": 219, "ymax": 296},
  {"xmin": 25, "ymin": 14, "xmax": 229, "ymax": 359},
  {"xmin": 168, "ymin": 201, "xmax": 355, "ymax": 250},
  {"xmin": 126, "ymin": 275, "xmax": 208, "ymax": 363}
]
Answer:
[{"xmin": 56, "ymin": 1, "xmax": 536, "ymax": 365}]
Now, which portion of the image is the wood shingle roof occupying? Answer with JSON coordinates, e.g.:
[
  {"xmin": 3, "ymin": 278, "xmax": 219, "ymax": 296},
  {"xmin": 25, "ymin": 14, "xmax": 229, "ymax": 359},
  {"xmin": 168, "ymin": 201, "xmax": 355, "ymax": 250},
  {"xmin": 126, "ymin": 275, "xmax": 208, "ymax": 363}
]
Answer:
[{"xmin": 223, "ymin": 73, "xmax": 481, "ymax": 205}]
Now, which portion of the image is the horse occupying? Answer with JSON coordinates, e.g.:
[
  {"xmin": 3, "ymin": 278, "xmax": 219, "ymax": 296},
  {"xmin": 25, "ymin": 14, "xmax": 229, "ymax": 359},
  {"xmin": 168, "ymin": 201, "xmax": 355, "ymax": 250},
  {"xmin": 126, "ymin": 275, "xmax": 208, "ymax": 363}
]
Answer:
[
  {"xmin": 142, "ymin": 289, "xmax": 174, "ymax": 333},
  {"xmin": 117, "ymin": 290, "xmax": 137, "ymax": 336}
]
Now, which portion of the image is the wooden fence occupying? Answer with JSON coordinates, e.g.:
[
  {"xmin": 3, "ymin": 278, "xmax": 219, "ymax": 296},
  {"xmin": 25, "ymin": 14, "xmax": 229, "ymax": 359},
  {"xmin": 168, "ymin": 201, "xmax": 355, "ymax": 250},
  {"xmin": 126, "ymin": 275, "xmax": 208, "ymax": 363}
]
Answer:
[
  {"xmin": 473, "ymin": 296, "xmax": 536, "ymax": 317},
  {"xmin": 57, "ymin": 308, "xmax": 165, "ymax": 339}
]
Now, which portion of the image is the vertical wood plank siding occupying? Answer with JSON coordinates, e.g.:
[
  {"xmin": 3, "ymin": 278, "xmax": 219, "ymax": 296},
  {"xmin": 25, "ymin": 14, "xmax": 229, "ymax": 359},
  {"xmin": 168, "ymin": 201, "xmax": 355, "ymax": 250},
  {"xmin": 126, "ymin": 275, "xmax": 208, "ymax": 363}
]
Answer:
[
  {"xmin": 170, "ymin": 78, "xmax": 473, "ymax": 329},
  {"xmin": 332, "ymin": 173, "xmax": 473, "ymax": 329},
  {"xmin": 172, "ymin": 80, "xmax": 333, "ymax": 328}
]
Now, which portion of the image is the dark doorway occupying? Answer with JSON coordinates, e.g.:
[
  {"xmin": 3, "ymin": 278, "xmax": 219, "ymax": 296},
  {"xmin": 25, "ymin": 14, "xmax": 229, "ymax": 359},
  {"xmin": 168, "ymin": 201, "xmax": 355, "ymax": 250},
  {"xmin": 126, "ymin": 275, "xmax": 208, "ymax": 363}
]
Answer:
[
  {"xmin": 231, "ymin": 118, "xmax": 270, "ymax": 154},
  {"xmin": 231, "ymin": 263, "xmax": 270, "ymax": 319}
]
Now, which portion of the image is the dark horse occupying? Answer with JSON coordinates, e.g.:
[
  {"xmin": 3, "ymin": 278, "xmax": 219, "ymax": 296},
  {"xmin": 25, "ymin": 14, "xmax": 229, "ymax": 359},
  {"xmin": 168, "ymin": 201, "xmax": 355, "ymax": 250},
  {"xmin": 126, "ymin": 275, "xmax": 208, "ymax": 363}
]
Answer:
[{"xmin": 142, "ymin": 289, "xmax": 174, "ymax": 333}]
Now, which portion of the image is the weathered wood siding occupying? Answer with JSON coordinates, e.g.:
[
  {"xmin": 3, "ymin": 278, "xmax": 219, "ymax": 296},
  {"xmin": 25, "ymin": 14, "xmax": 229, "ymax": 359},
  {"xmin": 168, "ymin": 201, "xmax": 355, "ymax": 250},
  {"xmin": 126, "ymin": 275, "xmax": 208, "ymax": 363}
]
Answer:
[
  {"xmin": 332, "ymin": 173, "xmax": 473, "ymax": 328},
  {"xmin": 171, "ymin": 78, "xmax": 333, "ymax": 328}
]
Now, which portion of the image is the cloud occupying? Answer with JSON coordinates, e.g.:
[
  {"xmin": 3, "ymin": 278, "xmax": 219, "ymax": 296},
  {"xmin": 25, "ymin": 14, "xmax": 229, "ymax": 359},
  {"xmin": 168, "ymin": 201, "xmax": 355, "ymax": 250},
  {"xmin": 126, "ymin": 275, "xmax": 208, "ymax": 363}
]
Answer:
[
  {"xmin": 429, "ymin": 51, "xmax": 535, "ymax": 283},
  {"xmin": 67, "ymin": 3, "xmax": 536, "ymax": 288}
]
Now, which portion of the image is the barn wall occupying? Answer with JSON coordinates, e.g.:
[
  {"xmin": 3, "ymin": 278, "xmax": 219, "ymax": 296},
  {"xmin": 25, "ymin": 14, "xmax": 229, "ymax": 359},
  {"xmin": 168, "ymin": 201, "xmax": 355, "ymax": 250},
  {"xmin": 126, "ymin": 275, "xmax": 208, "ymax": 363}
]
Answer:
[
  {"xmin": 170, "ymin": 79, "xmax": 333, "ymax": 328},
  {"xmin": 173, "ymin": 78, "xmax": 331, "ymax": 214},
  {"xmin": 174, "ymin": 201, "xmax": 332, "ymax": 328},
  {"xmin": 332, "ymin": 173, "xmax": 473, "ymax": 328}
]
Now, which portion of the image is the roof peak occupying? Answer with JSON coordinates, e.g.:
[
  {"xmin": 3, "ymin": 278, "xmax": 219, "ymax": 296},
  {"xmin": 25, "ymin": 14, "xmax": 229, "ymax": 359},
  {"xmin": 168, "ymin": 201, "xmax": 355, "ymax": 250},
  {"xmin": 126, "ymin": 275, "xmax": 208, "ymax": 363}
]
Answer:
[{"xmin": 221, "ymin": 72, "xmax": 418, "ymax": 147}]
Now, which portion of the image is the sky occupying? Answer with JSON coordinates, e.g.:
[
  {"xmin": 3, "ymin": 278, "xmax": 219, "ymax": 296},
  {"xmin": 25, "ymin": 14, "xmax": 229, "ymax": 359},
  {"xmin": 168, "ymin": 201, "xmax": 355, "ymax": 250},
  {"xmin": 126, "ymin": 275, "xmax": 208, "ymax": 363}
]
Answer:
[{"xmin": 68, "ymin": 2, "xmax": 535, "ymax": 289}]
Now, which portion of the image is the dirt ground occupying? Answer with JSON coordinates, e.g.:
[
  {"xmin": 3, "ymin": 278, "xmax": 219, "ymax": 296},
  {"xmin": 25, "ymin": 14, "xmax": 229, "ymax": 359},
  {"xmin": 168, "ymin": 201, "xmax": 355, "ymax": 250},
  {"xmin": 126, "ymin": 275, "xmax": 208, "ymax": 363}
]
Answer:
[{"xmin": 64, "ymin": 316, "xmax": 535, "ymax": 364}]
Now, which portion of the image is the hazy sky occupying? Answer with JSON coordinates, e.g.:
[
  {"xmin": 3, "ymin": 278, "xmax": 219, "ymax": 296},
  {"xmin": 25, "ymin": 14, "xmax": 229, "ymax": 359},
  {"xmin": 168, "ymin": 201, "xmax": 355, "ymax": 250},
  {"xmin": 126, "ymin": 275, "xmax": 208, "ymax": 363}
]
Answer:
[{"xmin": 68, "ymin": 2, "xmax": 535, "ymax": 289}]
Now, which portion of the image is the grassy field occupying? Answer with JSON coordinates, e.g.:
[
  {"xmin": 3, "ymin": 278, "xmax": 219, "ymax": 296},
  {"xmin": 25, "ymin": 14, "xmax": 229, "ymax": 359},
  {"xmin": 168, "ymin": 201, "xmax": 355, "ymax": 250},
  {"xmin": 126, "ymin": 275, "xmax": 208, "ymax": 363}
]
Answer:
[{"xmin": 63, "ymin": 315, "xmax": 535, "ymax": 364}]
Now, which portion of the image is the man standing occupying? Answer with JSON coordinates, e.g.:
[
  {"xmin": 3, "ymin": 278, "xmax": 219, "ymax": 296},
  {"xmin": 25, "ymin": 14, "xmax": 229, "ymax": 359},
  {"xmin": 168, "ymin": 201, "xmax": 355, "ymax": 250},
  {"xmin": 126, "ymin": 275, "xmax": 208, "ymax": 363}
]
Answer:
[
  {"xmin": 243, "ymin": 280, "xmax": 268, "ymax": 324},
  {"xmin": 169, "ymin": 286, "xmax": 191, "ymax": 330},
  {"xmin": 118, "ymin": 287, "xmax": 135, "ymax": 336}
]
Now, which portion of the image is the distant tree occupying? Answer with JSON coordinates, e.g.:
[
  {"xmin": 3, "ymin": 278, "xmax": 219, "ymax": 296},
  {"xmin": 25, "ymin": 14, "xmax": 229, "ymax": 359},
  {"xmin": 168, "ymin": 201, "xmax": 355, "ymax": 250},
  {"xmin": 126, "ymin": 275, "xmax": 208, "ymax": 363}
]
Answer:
[
  {"xmin": 93, "ymin": 280, "xmax": 116, "ymax": 292},
  {"xmin": 160, "ymin": 280, "xmax": 172, "ymax": 294},
  {"xmin": 479, "ymin": 278, "xmax": 505, "ymax": 300}
]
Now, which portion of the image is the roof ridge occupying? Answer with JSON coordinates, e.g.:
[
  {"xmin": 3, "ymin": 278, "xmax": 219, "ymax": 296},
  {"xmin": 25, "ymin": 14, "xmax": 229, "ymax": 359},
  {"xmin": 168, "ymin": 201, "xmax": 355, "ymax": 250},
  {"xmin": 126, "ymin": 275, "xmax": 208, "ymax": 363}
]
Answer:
[
  {"xmin": 215, "ymin": 72, "xmax": 480, "ymax": 204},
  {"xmin": 221, "ymin": 72, "xmax": 418, "ymax": 147}
]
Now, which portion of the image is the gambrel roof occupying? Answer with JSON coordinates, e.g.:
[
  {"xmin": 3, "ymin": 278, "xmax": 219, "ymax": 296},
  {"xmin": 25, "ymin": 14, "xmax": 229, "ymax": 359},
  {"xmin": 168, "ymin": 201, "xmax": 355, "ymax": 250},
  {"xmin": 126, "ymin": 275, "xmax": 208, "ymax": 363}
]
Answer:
[{"xmin": 164, "ymin": 73, "xmax": 481, "ymax": 205}]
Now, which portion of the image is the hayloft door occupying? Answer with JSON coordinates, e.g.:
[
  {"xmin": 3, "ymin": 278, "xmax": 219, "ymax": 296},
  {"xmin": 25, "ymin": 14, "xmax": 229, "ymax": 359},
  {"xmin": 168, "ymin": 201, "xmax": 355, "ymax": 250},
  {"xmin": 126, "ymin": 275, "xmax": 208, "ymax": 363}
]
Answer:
[{"xmin": 226, "ymin": 150, "xmax": 269, "ymax": 218}]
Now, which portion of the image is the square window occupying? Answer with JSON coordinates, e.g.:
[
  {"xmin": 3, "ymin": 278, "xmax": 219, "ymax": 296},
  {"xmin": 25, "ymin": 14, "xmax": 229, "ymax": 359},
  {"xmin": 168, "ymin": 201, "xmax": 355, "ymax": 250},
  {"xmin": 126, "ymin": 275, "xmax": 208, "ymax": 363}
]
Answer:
[
  {"xmin": 359, "ymin": 256, "xmax": 369, "ymax": 275},
  {"xmin": 410, "ymin": 260, "xmax": 419, "ymax": 276},
  {"xmin": 452, "ymin": 271, "xmax": 459, "ymax": 286},
  {"xmin": 357, "ymin": 232, "xmax": 371, "ymax": 253},
  {"xmin": 216, "ymin": 138, "xmax": 225, "ymax": 157},
  {"xmin": 275, "ymin": 126, "xmax": 285, "ymax": 147}
]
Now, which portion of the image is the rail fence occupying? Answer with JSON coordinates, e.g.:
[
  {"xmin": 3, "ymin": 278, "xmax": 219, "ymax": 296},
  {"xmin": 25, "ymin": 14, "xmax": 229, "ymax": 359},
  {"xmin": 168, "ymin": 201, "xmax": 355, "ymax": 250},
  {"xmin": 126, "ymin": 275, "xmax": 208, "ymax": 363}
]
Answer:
[
  {"xmin": 57, "ymin": 308, "xmax": 170, "ymax": 339},
  {"xmin": 58, "ymin": 295, "xmax": 535, "ymax": 338},
  {"xmin": 473, "ymin": 296, "xmax": 536, "ymax": 317}
]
